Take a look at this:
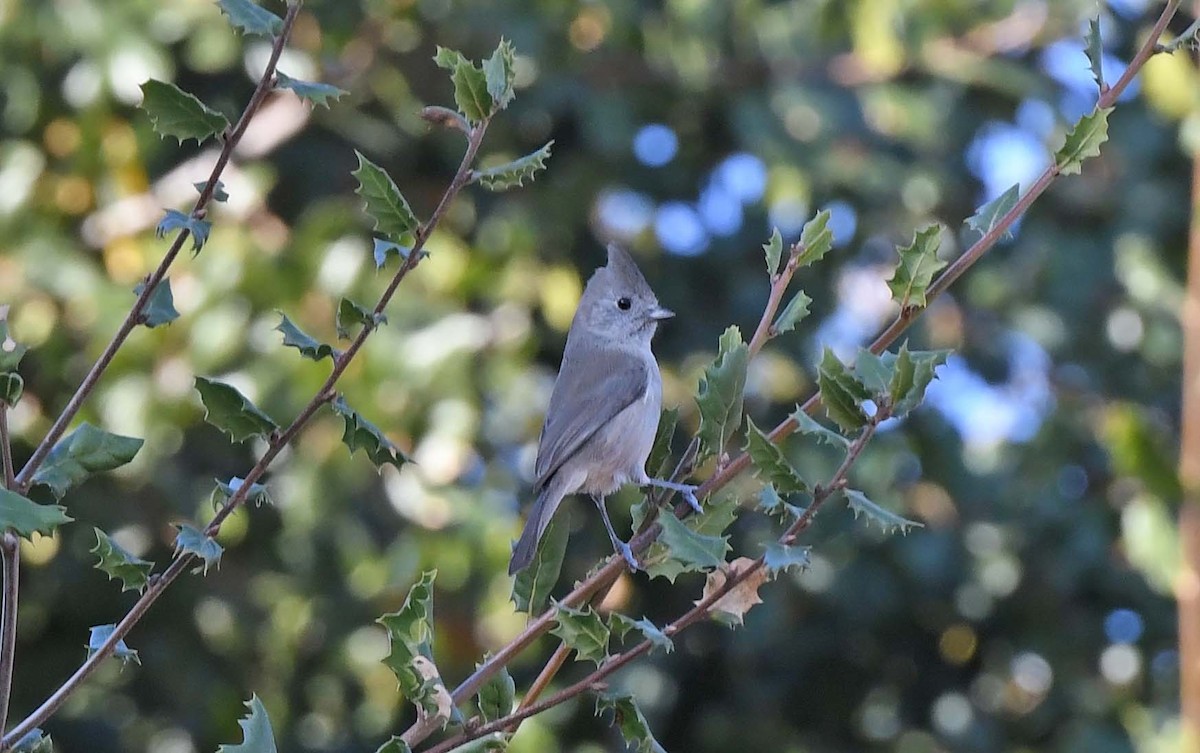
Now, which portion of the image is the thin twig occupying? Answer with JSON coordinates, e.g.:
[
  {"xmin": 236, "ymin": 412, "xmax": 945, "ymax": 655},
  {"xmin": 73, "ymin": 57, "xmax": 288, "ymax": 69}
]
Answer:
[
  {"xmin": 747, "ymin": 249, "xmax": 801, "ymax": 357},
  {"xmin": 11, "ymin": 3, "xmax": 303, "ymax": 495},
  {"xmin": 0, "ymin": 535, "xmax": 17, "ymax": 738},
  {"xmin": 399, "ymin": 5, "xmax": 1185, "ymax": 747},
  {"xmin": 0, "ymin": 407, "xmax": 13, "ymax": 489}
]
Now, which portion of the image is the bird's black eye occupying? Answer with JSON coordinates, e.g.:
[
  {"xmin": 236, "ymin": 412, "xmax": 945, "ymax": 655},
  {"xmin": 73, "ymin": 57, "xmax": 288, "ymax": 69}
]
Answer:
[{"xmin": 617, "ymin": 297, "xmax": 632, "ymax": 310}]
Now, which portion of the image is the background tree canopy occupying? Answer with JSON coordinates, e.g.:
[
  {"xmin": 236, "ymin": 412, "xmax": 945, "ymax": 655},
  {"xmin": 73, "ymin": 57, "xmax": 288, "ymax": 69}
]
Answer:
[{"xmin": 0, "ymin": 0, "xmax": 1193, "ymax": 751}]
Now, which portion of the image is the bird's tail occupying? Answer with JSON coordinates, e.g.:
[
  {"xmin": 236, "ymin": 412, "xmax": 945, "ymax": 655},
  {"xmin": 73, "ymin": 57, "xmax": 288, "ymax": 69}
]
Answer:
[{"xmin": 509, "ymin": 481, "xmax": 566, "ymax": 575}]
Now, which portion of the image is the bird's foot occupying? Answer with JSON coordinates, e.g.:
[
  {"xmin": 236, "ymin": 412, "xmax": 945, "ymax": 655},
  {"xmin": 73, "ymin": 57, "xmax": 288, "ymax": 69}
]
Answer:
[
  {"xmin": 647, "ymin": 478, "xmax": 703, "ymax": 514},
  {"xmin": 615, "ymin": 540, "xmax": 640, "ymax": 571}
]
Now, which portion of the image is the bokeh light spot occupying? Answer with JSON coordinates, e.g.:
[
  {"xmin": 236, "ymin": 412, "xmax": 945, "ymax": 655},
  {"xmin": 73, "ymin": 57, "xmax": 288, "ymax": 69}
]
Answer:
[
  {"xmin": 655, "ymin": 201, "xmax": 708, "ymax": 256},
  {"xmin": 1104, "ymin": 608, "xmax": 1145, "ymax": 644},
  {"xmin": 633, "ymin": 124, "xmax": 678, "ymax": 167}
]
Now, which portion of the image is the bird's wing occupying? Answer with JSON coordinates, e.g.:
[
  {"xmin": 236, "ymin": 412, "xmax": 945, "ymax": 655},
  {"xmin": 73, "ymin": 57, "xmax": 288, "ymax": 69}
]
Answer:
[{"xmin": 533, "ymin": 348, "xmax": 649, "ymax": 492}]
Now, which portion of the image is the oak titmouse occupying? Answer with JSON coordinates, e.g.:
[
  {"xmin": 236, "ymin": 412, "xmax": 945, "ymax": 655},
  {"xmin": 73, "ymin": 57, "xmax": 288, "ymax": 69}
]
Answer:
[{"xmin": 509, "ymin": 245, "xmax": 700, "ymax": 575}]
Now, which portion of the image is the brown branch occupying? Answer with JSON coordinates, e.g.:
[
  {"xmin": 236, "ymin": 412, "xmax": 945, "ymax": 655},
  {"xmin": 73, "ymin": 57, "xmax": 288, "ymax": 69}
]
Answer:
[
  {"xmin": 747, "ymin": 244, "xmax": 802, "ymax": 357},
  {"xmin": 399, "ymin": 5, "xmax": 1185, "ymax": 748}
]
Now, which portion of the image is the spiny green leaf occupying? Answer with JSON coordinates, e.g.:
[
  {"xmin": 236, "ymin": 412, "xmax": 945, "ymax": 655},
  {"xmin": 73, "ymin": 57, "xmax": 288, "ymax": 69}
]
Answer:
[
  {"xmin": 844, "ymin": 489, "xmax": 923, "ymax": 535},
  {"xmin": 475, "ymin": 658, "xmax": 515, "ymax": 722},
  {"xmin": 379, "ymin": 571, "xmax": 455, "ymax": 725},
  {"xmin": 194, "ymin": 179, "xmax": 229, "ymax": 202},
  {"xmin": 687, "ymin": 493, "xmax": 738, "ymax": 537},
  {"xmin": 91, "ymin": 528, "xmax": 153, "ymax": 593},
  {"xmin": 1055, "ymin": 107, "xmax": 1112, "ymax": 177},
  {"xmin": 336, "ymin": 297, "xmax": 381, "ymax": 339},
  {"xmin": 217, "ymin": 0, "xmax": 283, "ymax": 37},
  {"xmin": 86, "ymin": 624, "xmax": 140, "ymax": 667},
  {"xmin": 330, "ymin": 396, "xmax": 410, "ymax": 469},
  {"xmin": 434, "ymin": 46, "xmax": 491, "ymax": 123},
  {"xmin": 156, "ymin": 209, "xmax": 212, "ymax": 254},
  {"xmin": 12, "ymin": 728, "xmax": 51, "ymax": 753},
  {"xmin": 743, "ymin": 418, "xmax": 807, "ymax": 494},
  {"xmin": 174, "ymin": 523, "xmax": 223, "ymax": 574},
  {"xmin": 352, "ymin": 151, "xmax": 419, "ymax": 240},
  {"xmin": 1085, "ymin": 18, "xmax": 1105, "ymax": 92},
  {"xmin": 275, "ymin": 71, "xmax": 347, "ymax": 108},
  {"xmin": 0, "ymin": 313, "xmax": 27, "ymax": 372},
  {"xmin": 763, "ymin": 542, "xmax": 811, "ymax": 575},
  {"xmin": 762, "ymin": 227, "xmax": 783, "ymax": 275},
  {"xmin": 32, "ymin": 422, "xmax": 144, "ymax": 500},
  {"xmin": 889, "ymin": 345, "xmax": 949, "ymax": 417},
  {"xmin": 696, "ymin": 326, "xmax": 749, "ymax": 461},
  {"xmin": 139, "ymin": 80, "xmax": 229, "ymax": 144},
  {"xmin": 965, "ymin": 184, "xmax": 1019, "ymax": 241},
  {"xmin": 476, "ymin": 140, "xmax": 553, "ymax": 191},
  {"xmin": 757, "ymin": 485, "xmax": 804, "ymax": 524},
  {"xmin": 194, "ymin": 377, "xmax": 278, "ymax": 443},
  {"xmin": 796, "ymin": 209, "xmax": 833, "ymax": 267},
  {"xmin": 217, "ymin": 695, "xmax": 278, "ymax": 753},
  {"xmin": 211, "ymin": 476, "xmax": 271, "ymax": 510},
  {"xmin": 0, "ymin": 489, "xmax": 71, "ymax": 540},
  {"xmin": 594, "ymin": 691, "xmax": 667, "ymax": 753},
  {"xmin": 375, "ymin": 738, "xmax": 413, "ymax": 753},
  {"xmin": 653, "ymin": 512, "xmax": 726, "ymax": 577},
  {"xmin": 511, "ymin": 510, "xmax": 568, "ymax": 614},
  {"xmin": 275, "ymin": 314, "xmax": 335, "ymax": 361},
  {"xmin": 609, "ymin": 613, "xmax": 674, "ymax": 654},
  {"xmin": 853, "ymin": 349, "xmax": 892, "ymax": 396},
  {"xmin": 771, "ymin": 290, "xmax": 812, "ymax": 336},
  {"xmin": 134, "ymin": 278, "xmax": 179, "ymax": 328},
  {"xmin": 886, "ymin": 225, "xmax": 945, "ymax": 309},
  {"xmin": 373, "ymin": 239, "xmax": 422, "ymax": 269},
  {"xmin": 816, "ymin": 349, "xmax": 871, "ymax": 432},
  {"xmin": 0, "ymin": 373, "xmax": 22, "ymax": 406},
  {"xmin": 790, "ymin": 407, "xmax": 850, "ymax": 449},
  {"xmin": 646, "ymin": 407, "xmax": 680, "ymax": 478},
  {"xmin": 483, "ymin": 38, "xmax": 516, "ymax": 109},
  {"xmin": 550, "ymin": 601, "xmax": 610, "ymax": 665}
]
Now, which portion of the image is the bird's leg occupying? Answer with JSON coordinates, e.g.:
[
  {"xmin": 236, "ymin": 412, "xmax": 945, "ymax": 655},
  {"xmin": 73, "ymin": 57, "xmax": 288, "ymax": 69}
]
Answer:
[
  {"xmin": 644, "ymin": 478, "xmax": 703, "ymax": 514},
  {"xmin": 592, "ymin": 494, "xmax": 639, "ymax": 570}
]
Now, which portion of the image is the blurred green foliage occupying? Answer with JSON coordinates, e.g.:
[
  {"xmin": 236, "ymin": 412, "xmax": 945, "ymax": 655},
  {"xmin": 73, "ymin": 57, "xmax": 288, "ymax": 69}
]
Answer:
[{"xmin": 0, "ymin": 0, "xmax": 1194, "ymax": 752}]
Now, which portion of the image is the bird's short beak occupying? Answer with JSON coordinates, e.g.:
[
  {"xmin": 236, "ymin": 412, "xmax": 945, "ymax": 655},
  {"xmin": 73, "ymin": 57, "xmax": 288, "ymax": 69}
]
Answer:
[{"xmin": 649, "ymin": 306, "xmax": 675, "ymax": 321}]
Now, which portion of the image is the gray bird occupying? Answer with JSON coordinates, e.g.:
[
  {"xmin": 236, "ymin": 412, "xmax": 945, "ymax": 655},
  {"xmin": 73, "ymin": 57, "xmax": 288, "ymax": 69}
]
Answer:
[{"xmin": 509, "ymin": 245, "xmax": 700, "ymax": 575}]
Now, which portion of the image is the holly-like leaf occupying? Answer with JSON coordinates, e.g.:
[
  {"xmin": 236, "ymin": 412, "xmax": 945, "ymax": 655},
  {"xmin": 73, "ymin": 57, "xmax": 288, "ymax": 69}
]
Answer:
[
  {"xmin": 32, "ymin": 422, "xmax": 144, "ymax": 500},
  {"xmin": 156, "ymin": 209, "xmax": 212, "ymax": 254},
  {"xmin": 0, "ymin": 312, "xmax": 27, "ymax": 372},
  {"xmin": 275, "ymin": 314, "xmax": 335, "ymax": 361},
  {"xmin": 1055, "ymin": 107, "xmax": 1112, "ymax": 177},
  {"xmin": 475, "ymin": 659, "xmax": 515, "ymax": 722},
  {"xmin": 844, "ymin": 489, "xmax": 923, "ymax": 535},
  {"xmin": 609, "ymin": 613, "xmax": 674, "ymax": 654},
  {"xmin": 762, "ymin": 227, "xmax": 783, "ymax": 275},
  {"xmin": 771, "ymin": 290, "xmax": 812, "ymax": 336},
  {"xmin": 0, "ymin": 489, "xmax": 71, "ymax": 540},
  {"xmin": 653, "ymin": 512, "xmax": 726, "ymax": 577},
  {"xmin": 790, "ymin": 407, "xmax": 850, "ymax": 449},
  {"xmin": 887, "ymin": 225, "xmax": 946, "ymax": 309},
  {"xmin": 211, "ymin": 476, "xmax": 272, "ymax": 509},
  {"xmin": 743, "ymin": 418, "xmax": 807, "ymax": 493},
  {"xmin": 330, "ymin": 396, "xmax": 410, "ymax": 469},
  {"xmin": 853, "ymin": 348, "xmax": 894, "ymax": 396},
  {"xmin": 353, "ymin": 152, "xmax": 419, "ymax": 240},
  {"xmin": 133, "ymin": 278, "xmax": 179, "ymax": 328},
  {"xmin": 476, "ymin": 141, "xmax": 554, "ymax": 191},
  {"xmin": 698, "ymin": 558, "xmax": 768, "ymax": 627},
  {"xmin": 336, "ymin": 297, "xmax": 380, "ymax": 339},
  {"xmin": 375, "ymin": 739, "xmax": 413, "ymax": 753},
  {"xmin": 483, "ymin": 38, "xmax": 516, "ymax": 109},
  {"xmin": 594, "ymin": 691, "xmax": 667, "ymax": 753},
  {"xmin": 756, "ymin": 485, "xmax": 804, "ymax": 524},
  {"xmin": 12, "ymin": 728, "xmax": 52, "ymax": 753},
  {"xmin": 139, "ymin": 80, "xmax": 229, "ymax": 144},
  {"xmin": 796, "ymin": 209, "xmax": 833, "ymax": 268},
  {"xmin": 373, "ymin": 239, "xmax": 418, "ymax": 269},
  {"xmin": 174, "ymin": 523, "xmax": 223, "ymax": 574},
  {"xmin": 550, "ymin": 601, "xmax": 610, "ymax": 665},
  {"xmin": 696, "ymin": 326, "xmax": 749, "ymax": 461},
  {"xmin": 275, "ymin": 71, "xmax": 347, "ymax": 108},
  {"xmin": 194, "ymin": 377, "xmax": 278, "ymax": 443},
  {"xmin": 646, "ymin": 407, "xmax": 680, "ymax": 478},
  {"xmin": 434, "ymin": 47, "xmax": 491, "ymax": 123},
  {"xmin": 511, "ymin": 510, "xmax": 568, "ymax": 614},
  {"xmin": 86, "ymin": 624, "xmax": 140, "ymax": 666},
  {"xmin": 379, "ymin": 571, "xmax": 454, "ymax": 726},
  {"xmin": 91, "ymin": 528, "xmax": 153, "ymax": 593},
  {"xmin": 217, "ymin": 0, "xmax": 283, "ymax": 36},
  {"xmin": 0, "ymin": 373, "xmax": 22, "ymax": 406},
  {"xmin": 217, "ymin": 695, "xmax": 279, "ymax": 753},
  {"xmin": 816, "ymin": 349, "xmax": 871, "ymax": 432},
  {"xmin": 194, "ymin": 179, "xmax": 229, "ymax": 202},
  {"xmin": 763, "ymin": 542, "xmax": 811, "ymax": 576},
  {"xmin": 965, "ymin": 184, "xmax": 1019, "ymax": 241},
  {"xmin": 888, "ymin": 344, "xmax": 948, "ymax": 417},
  {"xmin": 1085, "ymin": 18, "xmax": 1105, "ymax": 92}
]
